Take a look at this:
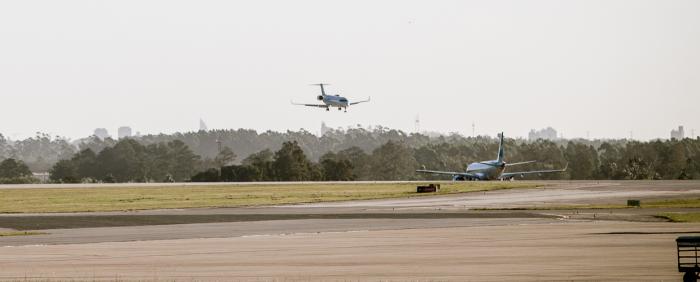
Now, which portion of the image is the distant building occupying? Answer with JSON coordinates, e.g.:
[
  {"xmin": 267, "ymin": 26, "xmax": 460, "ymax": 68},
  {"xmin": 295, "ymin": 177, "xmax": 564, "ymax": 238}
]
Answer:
[
  {"xmin": 93, "ymin": 128, "xmax": 110, "ymax": 140},
  {"xmin": 528, "ymin": 127, "xmax": 558, "ymax": 141},
  {"xmin": 321, "ymin": 122, "xmax": 332, "ymax": 136},
  {"xmin": 199, "ymin": 119, "xmax": 208, "ymax": 132},
  {"xmin": 118, "ymin": 126, "xmax": 132, "ymax": 139},
  {"xmin": 671, "ymin": 126, "xmax": 685, "ymax": 140}
]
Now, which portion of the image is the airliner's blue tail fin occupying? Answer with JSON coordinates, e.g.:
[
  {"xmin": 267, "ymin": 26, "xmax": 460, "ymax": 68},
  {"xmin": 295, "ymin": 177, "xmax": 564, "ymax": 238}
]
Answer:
[{"xmin": 497, "ymin": 132, "xmax": 505, "ymax": 164}]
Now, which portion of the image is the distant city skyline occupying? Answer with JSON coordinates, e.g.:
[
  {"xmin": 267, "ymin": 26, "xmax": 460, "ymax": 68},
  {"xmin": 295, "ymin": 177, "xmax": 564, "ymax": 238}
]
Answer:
[
  {"xmin": 1, "ymin": 1, "xmax": 698, "ymax": 141},
  {"xmin": 1, "ymin": 122, "xmax": 698, "ymax": 142}
]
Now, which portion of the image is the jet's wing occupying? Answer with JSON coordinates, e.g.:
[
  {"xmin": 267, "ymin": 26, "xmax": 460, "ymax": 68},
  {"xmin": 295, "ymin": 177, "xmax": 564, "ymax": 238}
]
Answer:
[
  {"xmin": 505, "ymin": 160, "xmax": 537, "ymax": 167},
  {"xmin": 499, "ymin": 163, "xmax": 568, "ymax": 179},
  {"xmin": 416, "ymin": 169, "xmax": 476, "ymax": 178},
  {"xmin": 291, "ymin": 101, "xmax": 327, "ymax": 108},
  {"xmin": 350, "ymin": 97, "xmax": 371, "ymax": 105}
]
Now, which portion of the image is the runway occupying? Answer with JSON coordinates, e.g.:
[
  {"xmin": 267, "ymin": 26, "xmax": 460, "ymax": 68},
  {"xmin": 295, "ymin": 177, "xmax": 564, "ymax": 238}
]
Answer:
[
  {"xmin": 1, "ymin": 220, "xmax": 696, "ymax": 281},
  {"xmin": 1, "ymin": 181, "xmax": 699, "ymax": 281},
  {"xmin": 289, "ymin": 180, "xmax": 700, "ymax": 208}
]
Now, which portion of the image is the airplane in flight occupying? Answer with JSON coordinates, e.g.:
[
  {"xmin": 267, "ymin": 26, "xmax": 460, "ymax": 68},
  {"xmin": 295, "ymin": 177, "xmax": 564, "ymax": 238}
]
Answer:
[
  {"xmin": 292, "ymin": 83, "xmax": 370, "ymax": 112},
  {"xmin": 416, "ymin": 132, "xmax": 568, "ymax": 181}
]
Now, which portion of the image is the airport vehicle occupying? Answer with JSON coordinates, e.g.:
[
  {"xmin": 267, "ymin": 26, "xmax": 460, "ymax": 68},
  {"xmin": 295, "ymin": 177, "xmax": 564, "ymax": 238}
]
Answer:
[
  {"xmin": 416, "ymin": 132, "xmax": 567, "ymax": 181},
  {"xmin": 292, "ymin": 83, "xmax": 370, "ymax": 112},
  {"xmin": 676, "ymin": 236, "xmax": 700, "ymax": 282}
]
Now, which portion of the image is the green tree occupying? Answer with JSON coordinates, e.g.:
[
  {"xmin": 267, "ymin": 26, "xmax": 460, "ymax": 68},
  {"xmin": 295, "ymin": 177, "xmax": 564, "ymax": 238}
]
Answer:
[
  {"xmin": 242, "ymin": 149, "xmax": 274, "ymax": 166},
  {"xmin": 624, "ymin": 156, "xmax": 653, "ymax": 180},
  {"xmin": 143, "ymin": 143, "xmax": 171, "ymax": 182},
  {"xmin": 370, "ymin": 141, "xmax": 418, "ymax": 180},
  {"xmin": 336, "ymin": 147, "xmax": 371, "ymax": 180},
  {"xmin": 49, "ymin": 159, "xmax": 79, "ymax": 183},
  {"xmin": 73, "ymin": 149, "xmax": 98, "ymax": 179},
  {"xmin": 597, "ymin": 142, "xmax": 625, "ymax": 180},
  {"xmin": 78, "ymin": 136, "xmax": 117, "ymax": 155},
  {"xmin": 242, "ymin": 149, "xmax": 274, "ymax": 180},
  {"xmin": 190, "ymin": 168, "xmax": 220, "ymax": 182},
  {"xmin": 96, "ymin": 139, "xmax": 146, "ymax": 182},
  {"xmin": 0, "ymin": 158, "xmax": 32, "ymax": 178},
  {"xmin": 663, "ymin": 142, "xmax": 689, "ymax": 179},
  {"xmin": 272, "ymin": 141, "xmax": 317, "ymax": 181},
  {"xmin": 166, "ymin": 140, "xmax": 201, "ymax": 181},
  {"xmin": 564, "ymin": 142, "xmax": 598, "ymax": 179},
  {"xmin": 319, "ymin": 152, "xmax": 355, "ymax": 181},
  {"xmin": 215, "ymin": 146, "xmax": 237, "ymax": 167},
  {"xmin": 220, "ymin": 165, "xmax": 262, "ymax": 182}
]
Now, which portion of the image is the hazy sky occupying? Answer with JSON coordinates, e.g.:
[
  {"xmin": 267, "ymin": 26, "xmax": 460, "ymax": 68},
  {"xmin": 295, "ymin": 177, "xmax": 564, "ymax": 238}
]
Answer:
[{"xmin": 1, "ymin": 0, "xmax": 698, "ymax": 140}]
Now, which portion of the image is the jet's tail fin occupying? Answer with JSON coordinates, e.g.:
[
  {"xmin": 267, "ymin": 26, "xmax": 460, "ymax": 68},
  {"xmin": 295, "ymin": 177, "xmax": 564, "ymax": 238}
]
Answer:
[
  {"xmin": 311, "ymin": 83, "xmax": 328, "ymax": 96},
  {"xmin": 497, "ymin": 132, "xmax": 505, "ymax": 164}
]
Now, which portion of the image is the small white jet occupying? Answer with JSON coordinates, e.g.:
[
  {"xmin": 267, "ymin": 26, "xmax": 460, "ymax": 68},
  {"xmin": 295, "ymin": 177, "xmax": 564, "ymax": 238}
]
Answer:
[{"xmin": 292, "ymin": 83, "xmax": 370, "ymax": 112}]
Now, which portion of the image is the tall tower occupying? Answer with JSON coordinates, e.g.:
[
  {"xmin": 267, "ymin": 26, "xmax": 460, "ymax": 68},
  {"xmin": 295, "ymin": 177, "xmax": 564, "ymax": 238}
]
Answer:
[
  {"xmin": 321, "ymin": 122, "xmax": 332, "ymax": 136},
  {"xmin": 414, "ymin": 115, "xmax": 420, "ymax": 133},
  {"xmin": 199, "ymin": 119, "xmax": 208, "ymax": 132},
  {"xmin": 472, "ymin": 122, "xmax": 475, "ymax": 137}
]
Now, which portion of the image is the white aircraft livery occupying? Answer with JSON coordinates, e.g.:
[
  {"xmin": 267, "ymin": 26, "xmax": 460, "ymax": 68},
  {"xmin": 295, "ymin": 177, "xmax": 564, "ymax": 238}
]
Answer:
[{"xmin": 292, "ymin": 83, "xmax": 370, "ymax": 112}]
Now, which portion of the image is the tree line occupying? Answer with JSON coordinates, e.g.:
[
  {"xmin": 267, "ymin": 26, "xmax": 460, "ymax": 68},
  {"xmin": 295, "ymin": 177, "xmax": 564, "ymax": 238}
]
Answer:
[
  {"xmin": 0, "ymin": 158, "xmax": 35, "ymax": 184},
  {"xmin": 0, "ymin": 127, "xmax": 630, "ymax": 172},
  {"xmin": 197, "ymin": 138, "xmax": 700, "ymax": 182},
  {"xmin": 2, "ymin": 128, "xmax": 700, "ymax": 183},
  {"xmin": 50, "ymin": 139, "xmax": 200, "ymax": 183}
]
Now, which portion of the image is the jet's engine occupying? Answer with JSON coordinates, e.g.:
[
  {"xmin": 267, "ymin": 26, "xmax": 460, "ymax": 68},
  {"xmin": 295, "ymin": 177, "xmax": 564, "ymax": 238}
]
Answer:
[{"xmin": 317, "ymin": 95, "xmax": 324, "ymax": 101}]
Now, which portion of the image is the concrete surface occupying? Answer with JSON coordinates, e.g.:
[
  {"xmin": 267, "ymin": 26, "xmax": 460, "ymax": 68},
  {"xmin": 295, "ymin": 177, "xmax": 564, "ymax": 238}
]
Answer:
[
  {"xmin": 0, "ymin": 220, "xmax": 696, "ymax": 281},
  {"xmin": 1, "ymin": 181, "xmax": 699, "ymax": 281}
]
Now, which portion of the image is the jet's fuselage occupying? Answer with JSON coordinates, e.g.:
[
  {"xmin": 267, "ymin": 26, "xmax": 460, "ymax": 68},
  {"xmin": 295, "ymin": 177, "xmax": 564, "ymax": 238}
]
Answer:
[{"xmin": 321, "ymin": 95, "xmax": 349, "ymax": 107}]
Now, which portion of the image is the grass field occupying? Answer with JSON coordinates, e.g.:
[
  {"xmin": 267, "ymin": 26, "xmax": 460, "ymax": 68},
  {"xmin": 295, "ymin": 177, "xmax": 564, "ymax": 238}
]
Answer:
[{"xmin": 0, "ymin": 182, "xmax": 539, "ymax": 213}]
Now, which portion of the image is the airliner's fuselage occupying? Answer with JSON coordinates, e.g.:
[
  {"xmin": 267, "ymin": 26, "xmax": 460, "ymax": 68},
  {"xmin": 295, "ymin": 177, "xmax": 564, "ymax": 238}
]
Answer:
[{"xmin": 458, "ymin": 160, "xmax": 506, "ymax": 181}]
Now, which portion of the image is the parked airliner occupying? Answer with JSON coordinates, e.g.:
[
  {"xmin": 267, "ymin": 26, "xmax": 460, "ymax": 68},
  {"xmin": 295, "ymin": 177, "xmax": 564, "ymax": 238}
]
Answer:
[{"xmin": 416, "ymin": 133, "xmax": 567, "ymax": 181}]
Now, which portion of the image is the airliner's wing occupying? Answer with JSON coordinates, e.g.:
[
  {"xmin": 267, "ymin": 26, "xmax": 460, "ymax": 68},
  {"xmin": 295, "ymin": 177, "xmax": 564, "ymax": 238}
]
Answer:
[
  {"xmin": 350, "ymin": 97, "xmax": 371, "ymax": 105},
  {"xmin": 505, "ymin": 160, "xmax": 537, "ymax": 167},
  {"xmin": 416, "ymin": 169, "xmax": 476, "ymax": 178},
  {"xmin": 499, "ymin": 163, "xmax": 568, "ymax": 179},
  {"xmin": 291, "ymin": 101, "xmax": 327, "ymax": 108}
]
